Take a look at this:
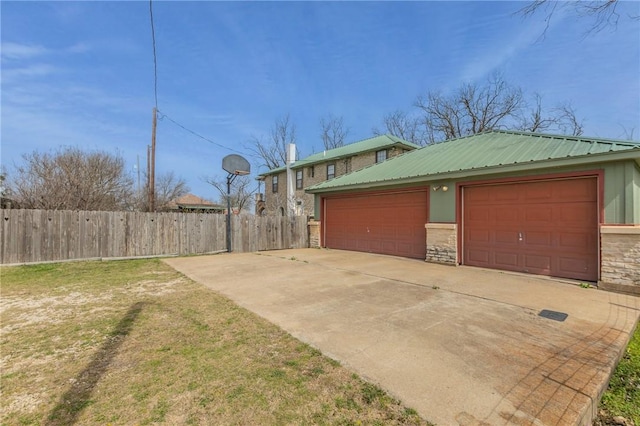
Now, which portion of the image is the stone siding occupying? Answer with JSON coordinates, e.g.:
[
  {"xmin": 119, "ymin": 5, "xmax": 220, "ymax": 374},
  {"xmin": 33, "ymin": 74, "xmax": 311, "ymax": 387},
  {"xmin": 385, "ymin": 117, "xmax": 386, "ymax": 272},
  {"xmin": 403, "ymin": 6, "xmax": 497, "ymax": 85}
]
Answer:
[
  {"xmin": 599, "ymin": 226, "xmax": 640, "ymax": 295},
  {"xmin": 425, "ymin": 223, "xmax": 458, "ymax": 265},
  {"xmin": 308, "ymin": 220, "xmax": 321, "ymax": 248}
]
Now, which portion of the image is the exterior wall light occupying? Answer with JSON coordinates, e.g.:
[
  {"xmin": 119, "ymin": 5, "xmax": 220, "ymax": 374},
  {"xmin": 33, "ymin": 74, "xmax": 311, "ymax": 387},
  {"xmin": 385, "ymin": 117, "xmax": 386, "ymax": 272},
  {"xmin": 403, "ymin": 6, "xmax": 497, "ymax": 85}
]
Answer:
[{"xmin": 433, "ymin": 185, "xmax": 449, "ymax": 192}]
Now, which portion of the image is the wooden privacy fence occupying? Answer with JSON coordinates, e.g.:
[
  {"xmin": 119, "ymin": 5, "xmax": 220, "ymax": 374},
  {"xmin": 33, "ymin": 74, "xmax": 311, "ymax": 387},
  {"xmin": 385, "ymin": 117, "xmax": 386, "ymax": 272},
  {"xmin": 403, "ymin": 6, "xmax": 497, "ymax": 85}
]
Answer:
[{"xmin": 0, "ymin": 209, "xmax": 309, "ymax": 264}]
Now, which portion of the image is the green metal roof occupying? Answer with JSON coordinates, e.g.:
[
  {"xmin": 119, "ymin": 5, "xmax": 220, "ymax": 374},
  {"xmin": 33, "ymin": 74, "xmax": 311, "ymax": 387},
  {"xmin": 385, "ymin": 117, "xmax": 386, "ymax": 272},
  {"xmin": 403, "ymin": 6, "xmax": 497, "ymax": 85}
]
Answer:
[
  {"xmin": 258, "ymin": 134, "xmax": 419, "ymax": 177},
  {"xmin": 306, "ymin": 130, "xmax": 640, "ymax": 193}
]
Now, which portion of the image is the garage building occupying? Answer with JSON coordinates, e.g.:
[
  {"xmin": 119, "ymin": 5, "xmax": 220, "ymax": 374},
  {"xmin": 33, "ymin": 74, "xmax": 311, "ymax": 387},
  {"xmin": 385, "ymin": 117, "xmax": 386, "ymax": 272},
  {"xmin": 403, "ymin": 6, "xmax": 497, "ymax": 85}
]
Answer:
[{"xmin": 306, "ymin": 131, "xmax": 640, "ymax": 294}]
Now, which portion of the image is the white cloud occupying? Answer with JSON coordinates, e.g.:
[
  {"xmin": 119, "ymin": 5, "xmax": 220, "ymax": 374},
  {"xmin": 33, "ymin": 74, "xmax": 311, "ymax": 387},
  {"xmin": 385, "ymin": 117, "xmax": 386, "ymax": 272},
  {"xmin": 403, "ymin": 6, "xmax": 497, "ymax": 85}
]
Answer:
[
  {"xmin": 2, "ymin": 64, "xmax": 61, "ymax": 82},
  {"xmin": 1, "ymin": 41, "xmax": 93, "ymax": 62},
  {"xmin": 65, "ymin": 42, "xmax": 91, "ymax": 54},
  {"xmin": 458, "ymin": 9, "xmax": 570, "ymax": 84},
  {"xmin": 1, "ymin": 42, "xmax": 49, "ymax": 60},
  {"xmin": 1, "ymin": 75, "xmax": 151, "ymax": 174}
]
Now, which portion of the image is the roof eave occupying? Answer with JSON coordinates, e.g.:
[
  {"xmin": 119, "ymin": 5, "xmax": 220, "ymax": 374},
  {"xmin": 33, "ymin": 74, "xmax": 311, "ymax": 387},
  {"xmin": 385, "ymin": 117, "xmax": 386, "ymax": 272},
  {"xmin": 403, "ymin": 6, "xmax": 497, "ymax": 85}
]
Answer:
[
  {"xmin": 291, "ymin": 144, "xmax": 411, "ymax": 169},
  {"xmin": 306, "ymin": 149, "xmax": 640, "ymax": 194},
  {"xmin": 259, "ymin": 141, "xmax": 418, "ymax": 176}
]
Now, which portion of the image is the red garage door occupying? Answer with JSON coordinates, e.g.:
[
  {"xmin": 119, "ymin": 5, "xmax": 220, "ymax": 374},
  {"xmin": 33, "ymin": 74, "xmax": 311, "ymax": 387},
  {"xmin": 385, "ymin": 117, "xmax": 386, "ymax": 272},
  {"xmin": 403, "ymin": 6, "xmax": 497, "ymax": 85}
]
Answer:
[
  {"xmin": 463, "ymin": 177, "xmax": 598, "ymax": 281},
  {"xmin": 323, "ymin": 189, "xmax": 428, "ymax": 259}
]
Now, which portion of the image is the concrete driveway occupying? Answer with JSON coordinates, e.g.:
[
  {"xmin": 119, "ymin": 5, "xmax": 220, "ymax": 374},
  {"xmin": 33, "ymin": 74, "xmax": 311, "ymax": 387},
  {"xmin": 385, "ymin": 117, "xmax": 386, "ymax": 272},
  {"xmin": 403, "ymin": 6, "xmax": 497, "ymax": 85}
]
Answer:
[{"xmin": 164, "ymin": 249, "xmax": 639, "ymax": 426}]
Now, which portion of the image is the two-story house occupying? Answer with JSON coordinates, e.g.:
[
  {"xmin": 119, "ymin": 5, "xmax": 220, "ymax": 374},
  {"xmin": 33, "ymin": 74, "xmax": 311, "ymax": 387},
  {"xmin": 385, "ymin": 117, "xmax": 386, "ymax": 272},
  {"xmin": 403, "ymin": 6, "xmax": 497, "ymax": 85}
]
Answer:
[{"xmin": 257, "ymin": 134, "xmax": 418, "ymax": 216}]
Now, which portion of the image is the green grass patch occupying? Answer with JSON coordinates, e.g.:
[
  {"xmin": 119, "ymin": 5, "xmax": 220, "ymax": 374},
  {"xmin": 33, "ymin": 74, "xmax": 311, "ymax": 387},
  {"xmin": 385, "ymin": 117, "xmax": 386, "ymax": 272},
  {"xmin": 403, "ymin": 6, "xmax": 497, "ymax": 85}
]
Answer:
[
  {"xmin": 596, "ymin": 323, "xmax": 640, "ymax": 426},
  {"xmin": 1, "ymin": 259, "xmax": 429, "ymax": 425}
]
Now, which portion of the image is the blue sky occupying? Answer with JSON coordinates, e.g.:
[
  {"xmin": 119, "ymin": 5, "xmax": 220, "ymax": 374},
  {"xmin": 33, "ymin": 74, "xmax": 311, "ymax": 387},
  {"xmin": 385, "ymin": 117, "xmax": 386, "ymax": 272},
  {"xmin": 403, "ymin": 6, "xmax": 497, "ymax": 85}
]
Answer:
[{"xmin": 2, "ymin": 1, "xmax": 639, "ymax": 200}]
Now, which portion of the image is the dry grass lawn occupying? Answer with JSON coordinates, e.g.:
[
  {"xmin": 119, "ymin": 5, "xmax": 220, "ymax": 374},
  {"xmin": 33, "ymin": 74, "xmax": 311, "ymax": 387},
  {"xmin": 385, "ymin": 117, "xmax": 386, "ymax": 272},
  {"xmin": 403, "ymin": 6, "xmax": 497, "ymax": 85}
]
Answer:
[{"xmin": 1, "ymin": 259, "xmax": 429, "ymax": 425}]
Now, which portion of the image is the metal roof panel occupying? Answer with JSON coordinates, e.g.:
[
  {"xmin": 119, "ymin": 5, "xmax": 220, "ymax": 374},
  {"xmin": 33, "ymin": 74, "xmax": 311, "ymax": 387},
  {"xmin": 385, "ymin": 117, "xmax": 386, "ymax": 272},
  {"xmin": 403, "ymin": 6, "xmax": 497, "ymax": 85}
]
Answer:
[
  {"xmin": 306, "ymin": 130, "xmax": 640, "ymax": 192},
  {"xmin": 258, "ymin": 134, "xmax": 419, "ymax": 177}
]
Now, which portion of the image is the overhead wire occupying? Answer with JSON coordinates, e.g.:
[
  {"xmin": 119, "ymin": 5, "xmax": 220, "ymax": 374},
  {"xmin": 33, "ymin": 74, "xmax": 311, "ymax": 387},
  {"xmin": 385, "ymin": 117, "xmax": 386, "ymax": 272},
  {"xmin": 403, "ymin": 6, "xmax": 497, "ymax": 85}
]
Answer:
[
  {"xmin": 157, "ymin": 111, "xmax": 244, "ymax": 154},
  {"xmin": 148, "ymin": 1, "xmax": 244, "ymax": 157}
]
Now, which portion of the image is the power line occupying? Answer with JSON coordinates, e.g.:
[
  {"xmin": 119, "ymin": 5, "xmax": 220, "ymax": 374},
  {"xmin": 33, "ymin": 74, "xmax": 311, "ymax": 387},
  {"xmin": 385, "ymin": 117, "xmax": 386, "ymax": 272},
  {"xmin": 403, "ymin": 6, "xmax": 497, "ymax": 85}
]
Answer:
[
  {"xmin": 149, "ymin": 0, "xmax": 158, "ymax": 109},
  {"xmin": 157, "ymin": 110, "xmax": 244, "ymax": 154},
  {"xmin": 147, "ymin": 2, "xmax": 243, "ymax": 172}
]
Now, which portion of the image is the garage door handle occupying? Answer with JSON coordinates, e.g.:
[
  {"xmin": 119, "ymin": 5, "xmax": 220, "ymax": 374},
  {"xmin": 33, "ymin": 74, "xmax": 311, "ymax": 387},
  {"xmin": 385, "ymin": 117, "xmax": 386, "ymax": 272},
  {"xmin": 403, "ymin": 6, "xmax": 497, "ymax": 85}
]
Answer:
[{"xmin": 518, "ymin": 232, "xmax": 523, "ymax": 241}]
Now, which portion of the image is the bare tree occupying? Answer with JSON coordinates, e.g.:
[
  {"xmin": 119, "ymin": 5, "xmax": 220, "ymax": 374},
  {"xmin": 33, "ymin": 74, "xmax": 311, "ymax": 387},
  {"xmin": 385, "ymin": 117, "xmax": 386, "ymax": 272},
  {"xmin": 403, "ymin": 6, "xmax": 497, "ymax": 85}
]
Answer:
[
  {"xmin": 517, "ymin": 94, "xmax": 583, "ymax": 136},
  {"xmin": 134, "ymin": 171, "xmax": 190, "ymax": 211},
  {"xmin": 411, "ymin": 73, "xmax": 583, "ymax": 142},
  {"xmin": 0, "ymin": 168, "xmax": 13, "ymax": 208},
  {"xmin": 8, "ymin": 147, "xmax": 133, "ymax": 211},
  {"xmin": 415, "ymin": 73, "xmax": 524, "ymax": 142},
  {"xmin": 320, "ymin": 114, "xmax": 349, "ymax": 150},
  {"xmin": 0, "ymin": 168, "xmax": 7, "ymax": 198},
  {"xmin": 372, "ymin": 110, "xmax": 429, "ymax": 146},
  {"xmin": 617, "ymin": 124, "xmax": 636, "ymax": 141},
  {"xmin": 204, "ymin": 175, "xmax": 255, "ymax": 213},
  {"xmin": 155, "ymin": 172, "xmax": 189, "ymax": 210},
  {"xmin": 247, "ymin": 114, "xmax": 297, "ymax": 170},
  {"xmin": 519, "ymin": 0, "xmax": 637, "ymax": 35}
]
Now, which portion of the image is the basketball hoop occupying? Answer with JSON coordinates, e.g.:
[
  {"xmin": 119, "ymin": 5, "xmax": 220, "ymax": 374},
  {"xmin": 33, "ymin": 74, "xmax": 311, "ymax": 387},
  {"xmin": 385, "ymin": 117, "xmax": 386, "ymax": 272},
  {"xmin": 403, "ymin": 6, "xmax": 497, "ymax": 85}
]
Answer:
[{"xmin": 222, "ymin": 155, "xmax": 251, "ymax": 253}]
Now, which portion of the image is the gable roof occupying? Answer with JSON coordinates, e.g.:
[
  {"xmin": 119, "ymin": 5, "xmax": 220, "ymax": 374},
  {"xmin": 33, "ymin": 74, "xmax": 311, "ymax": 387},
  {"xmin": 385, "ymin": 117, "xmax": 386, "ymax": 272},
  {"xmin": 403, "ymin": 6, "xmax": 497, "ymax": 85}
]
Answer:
[
  {"xmin": 306, "ymin": 130, "xmax": 640, "ymax": 193},
  {"xmin": 258, "ymin": 134, "xmax": 419, "ymax": 177}
]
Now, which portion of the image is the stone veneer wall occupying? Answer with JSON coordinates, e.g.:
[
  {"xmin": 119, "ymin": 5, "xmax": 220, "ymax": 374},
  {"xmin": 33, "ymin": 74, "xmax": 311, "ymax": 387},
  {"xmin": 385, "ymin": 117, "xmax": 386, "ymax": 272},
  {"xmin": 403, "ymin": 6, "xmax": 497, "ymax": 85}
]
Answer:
[
  {"xmin": 425, "ymin": 223, "xmax": 458, "ymax": 265},
  {"xmin": 599, "ymin": 226, "xmax": 640, "ymax": 295},
  {"xmin": 308, "ymin": 220, "xmax": 321, "ymax": 248}
]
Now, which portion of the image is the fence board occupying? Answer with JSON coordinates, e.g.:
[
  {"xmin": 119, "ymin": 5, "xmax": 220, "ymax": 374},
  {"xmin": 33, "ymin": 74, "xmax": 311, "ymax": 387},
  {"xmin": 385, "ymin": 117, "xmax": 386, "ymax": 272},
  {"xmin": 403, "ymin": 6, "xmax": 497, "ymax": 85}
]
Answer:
[{"xmin": 0, "ymin": 209, "xmax": 309, "ymax": 264}]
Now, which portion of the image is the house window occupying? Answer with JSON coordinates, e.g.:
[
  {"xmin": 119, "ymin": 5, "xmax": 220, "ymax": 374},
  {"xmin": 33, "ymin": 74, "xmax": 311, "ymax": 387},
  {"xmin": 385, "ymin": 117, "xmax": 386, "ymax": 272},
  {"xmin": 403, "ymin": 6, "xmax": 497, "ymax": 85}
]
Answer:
[
  {"xmin": 272, "ymin": 175, "xmax": 278, "ymax": 193},
  {"xmin": 327, "ymin": 164, "xmax": 335, "ymax": 180},
  {"xmin": 308, "ymin": 165, "xmax": 315, "ymax": 178},
  {"xmin": 296, "ymin": 170, "xmax": 303, "ymax": 189},
  {"xmin": 376, "ymin": 149, "xmax": 388, "ymax": 163}
]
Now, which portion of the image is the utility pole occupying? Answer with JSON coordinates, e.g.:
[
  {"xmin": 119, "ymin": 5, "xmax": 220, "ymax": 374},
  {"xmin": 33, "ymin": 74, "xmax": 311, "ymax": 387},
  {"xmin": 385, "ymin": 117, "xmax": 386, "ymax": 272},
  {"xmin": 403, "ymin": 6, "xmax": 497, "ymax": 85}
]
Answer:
[{"xmin": 148, "ymin": 107, "xmax": 157, "ymax": 212}]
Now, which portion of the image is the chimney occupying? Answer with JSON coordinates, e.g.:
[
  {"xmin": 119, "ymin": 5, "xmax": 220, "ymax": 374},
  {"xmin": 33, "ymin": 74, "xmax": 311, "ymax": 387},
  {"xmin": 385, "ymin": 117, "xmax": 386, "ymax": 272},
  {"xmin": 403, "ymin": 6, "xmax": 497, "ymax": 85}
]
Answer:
[
  {"xmin": 286, "ymin": 143, "xmax": 296, "ymax": 216},
  {"xmin": 287, "ymin": 143, "xmax": 296, "ymax": 164}
]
